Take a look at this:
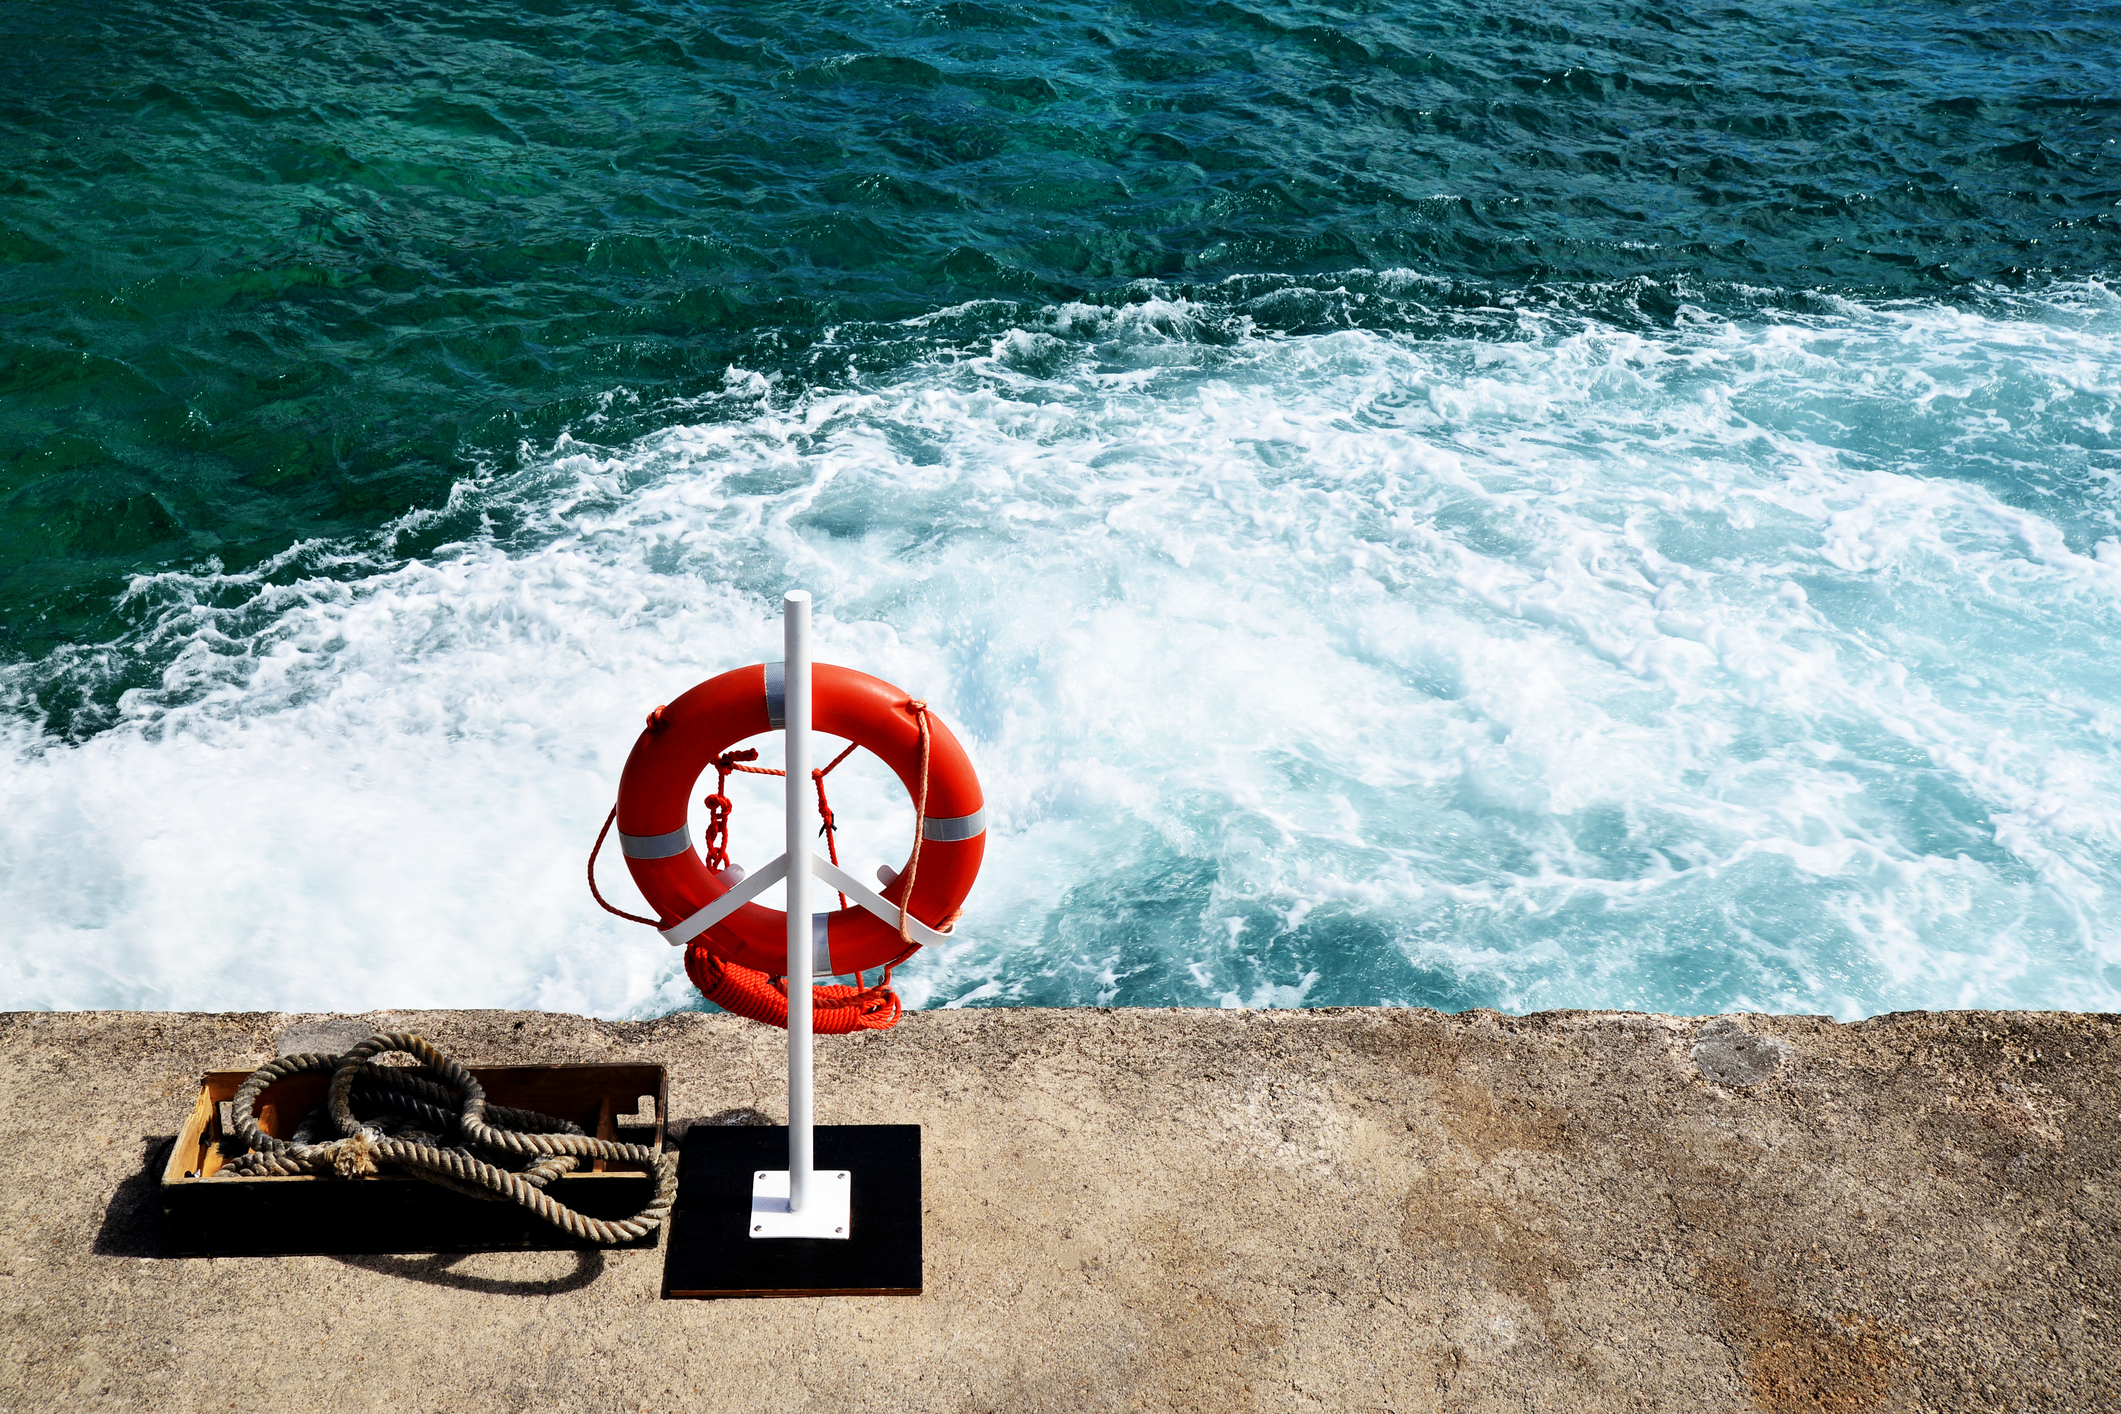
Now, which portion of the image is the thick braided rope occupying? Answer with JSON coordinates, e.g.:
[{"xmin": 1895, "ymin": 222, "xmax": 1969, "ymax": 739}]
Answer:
[
  {"xmin": 347, "ymin": 1064, "xmax": 587, "ymax": 1143},
  {"xmin": 229, "ymin": 1051, "xmax": 576, "ymax": 1187},
  {"xmin": 225, "ymin": 1071, "xmax": 577, "ymax": 1189},
  {"xmin": 227, "ymin": 1033, "xmax": 676, "ymax": 1245}
]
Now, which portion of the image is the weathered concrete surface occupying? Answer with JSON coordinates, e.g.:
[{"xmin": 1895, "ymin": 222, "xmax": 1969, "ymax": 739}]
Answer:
[{"xmin": 1, "ymin": 1006, "xmax": 2115, "ymax": 1413}]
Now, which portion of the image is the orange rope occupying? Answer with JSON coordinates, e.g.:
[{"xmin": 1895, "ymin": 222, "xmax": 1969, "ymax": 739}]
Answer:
[
  {"xmin": 898, "ymin": 700, "xmax": 932, "ymax": 947},
  {"xmin": 714, "ymin": 740, "xmax": 857, "ymax": 908},
  {"xmin": 699, "ymin": 749, "xmax": 755, "ymax": 873},
  {"xmin": 684, "ymin": 943, "xmax": 911, "ymax": 1033},
  {"xmin": 586, "ymin": 806, "xmax": 660, "ymax": 928}
]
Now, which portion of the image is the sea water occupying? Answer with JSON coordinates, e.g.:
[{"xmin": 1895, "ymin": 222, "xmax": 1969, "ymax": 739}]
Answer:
[{"xmin": 3, "ymin": 0, "xmax": 2118, "ymax": 1019}]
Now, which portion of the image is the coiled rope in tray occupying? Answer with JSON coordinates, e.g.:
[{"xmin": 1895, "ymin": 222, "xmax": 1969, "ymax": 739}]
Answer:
[{"xmin": 223, "ymin": 1031, "xmax": 677, "ymax": 1247}]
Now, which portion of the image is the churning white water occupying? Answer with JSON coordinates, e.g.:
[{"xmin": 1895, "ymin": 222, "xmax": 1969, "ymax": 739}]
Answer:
[{"xmin": 5, "ymin": 275, "xmax": 2121, "ymax": 1018}]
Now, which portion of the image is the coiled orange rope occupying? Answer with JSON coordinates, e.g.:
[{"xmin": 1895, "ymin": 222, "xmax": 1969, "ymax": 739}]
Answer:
[{"xmin": 683, "ymin": 943, "xmax": 912, "ymax": 1033}]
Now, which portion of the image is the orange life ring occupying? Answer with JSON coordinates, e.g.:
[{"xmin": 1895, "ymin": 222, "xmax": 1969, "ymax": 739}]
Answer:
[{"xmin": 614, "ymin": 662, "xmax": 984, "ymax": 977}]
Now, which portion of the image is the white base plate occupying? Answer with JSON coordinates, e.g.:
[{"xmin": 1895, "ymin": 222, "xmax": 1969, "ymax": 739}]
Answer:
[{"xmin": 749, "ymin": 1169, "xmax": 852, "ymax": 1239}]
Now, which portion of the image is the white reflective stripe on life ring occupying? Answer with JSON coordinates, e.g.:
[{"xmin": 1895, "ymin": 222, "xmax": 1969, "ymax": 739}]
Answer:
[
  {"xmin": 619, "ymin": 825, "xmax": 693, "ymax": 859},
  {"xmin": 920, "ymin": 808, "xmax": 985, "ymax": 843},
  {"xmin": 764, "ymin": 660, "xmax": 785, "ymax": 728}
]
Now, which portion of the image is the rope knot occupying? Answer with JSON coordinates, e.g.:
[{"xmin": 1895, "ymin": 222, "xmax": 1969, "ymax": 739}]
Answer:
[
  {"xmin": 329, "ymin": 1127, "xmax": 382, "ymax": 1177},
  {"xmin": 700, "ymin": 749, "xmax": 762, "ymax": 872}
]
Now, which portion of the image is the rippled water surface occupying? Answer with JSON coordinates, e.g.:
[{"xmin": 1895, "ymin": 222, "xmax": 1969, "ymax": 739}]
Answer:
[{"xmin": 4, "ymin": 0, "xmax": 2119, "ymax": 1016}]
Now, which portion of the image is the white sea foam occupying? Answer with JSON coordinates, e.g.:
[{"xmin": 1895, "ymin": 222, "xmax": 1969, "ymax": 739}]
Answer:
[{"xmin": 4, "ymin": 278, "xmax": 2120, "ymax": 1018}]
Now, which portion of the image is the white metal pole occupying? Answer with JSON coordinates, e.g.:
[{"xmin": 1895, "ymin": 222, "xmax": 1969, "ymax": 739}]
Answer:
[{"xmin": 782, "ymin": 590, "xmax": 815, "ymax": 1214}]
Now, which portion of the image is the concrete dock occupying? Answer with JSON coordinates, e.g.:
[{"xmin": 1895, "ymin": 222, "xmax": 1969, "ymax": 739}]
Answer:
[{"xmin": 1, "ymin": 1005, "xmax": 2114, "ymax": 1412}]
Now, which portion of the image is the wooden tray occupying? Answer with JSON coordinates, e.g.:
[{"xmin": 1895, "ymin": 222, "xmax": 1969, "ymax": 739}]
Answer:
[{"xmin": 159, "ymin": 1063, "xmax": 667, "ymax": 1256}]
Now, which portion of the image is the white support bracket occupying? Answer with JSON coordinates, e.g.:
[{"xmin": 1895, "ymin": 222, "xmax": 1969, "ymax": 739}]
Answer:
[
  {"xmin": 811, "ymin": 856, "xmax": 955, "ymax": 949},
  {"xmin": 658, "ymin": 854, "xmax": 790, "ymax": 947},
  {"xmin": 662, "ymin": 852, "xmax": 953, "ymax": 951}
]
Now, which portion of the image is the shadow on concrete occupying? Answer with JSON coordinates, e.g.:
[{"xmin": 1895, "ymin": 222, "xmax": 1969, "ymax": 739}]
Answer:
[
  {"xmin": 92, "ymin": 1137, "xmax": 621, "ymax": 1286},
  {"xmin": 331, "ymin": 1248, "xmax": 607, "ymax": 1295},
  {"xmin": 662, "ymin": 1106, "xmax": 775, "ymax": 1144},
  {"xmin": 703, "ymin": 1107, "xmax": 775, "ymax": 1125},
  {"xmin": 697, "ymin": 1106, "xmax": 774, "ymax": 1129},
  {"xmin": 93, "ymin": 1136, "xmax": 175, "ymax": 1258}
]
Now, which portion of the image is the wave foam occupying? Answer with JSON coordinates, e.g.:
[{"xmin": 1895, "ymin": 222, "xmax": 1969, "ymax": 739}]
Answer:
[{"xmin": 5, "ymin": 279, "xmax": 2121, "ymax": 1017}]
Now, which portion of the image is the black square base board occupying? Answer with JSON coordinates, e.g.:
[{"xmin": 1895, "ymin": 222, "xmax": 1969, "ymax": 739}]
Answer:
[{"xmin": 663, "ymin": 1124, "xmax": 921, "ymax": 1299}]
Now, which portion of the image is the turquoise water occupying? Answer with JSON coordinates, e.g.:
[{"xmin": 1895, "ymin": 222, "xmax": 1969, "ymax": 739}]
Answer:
[{"xmin": 3, "ymin": 0, "xmax": 2119, "ymax": 1016}]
